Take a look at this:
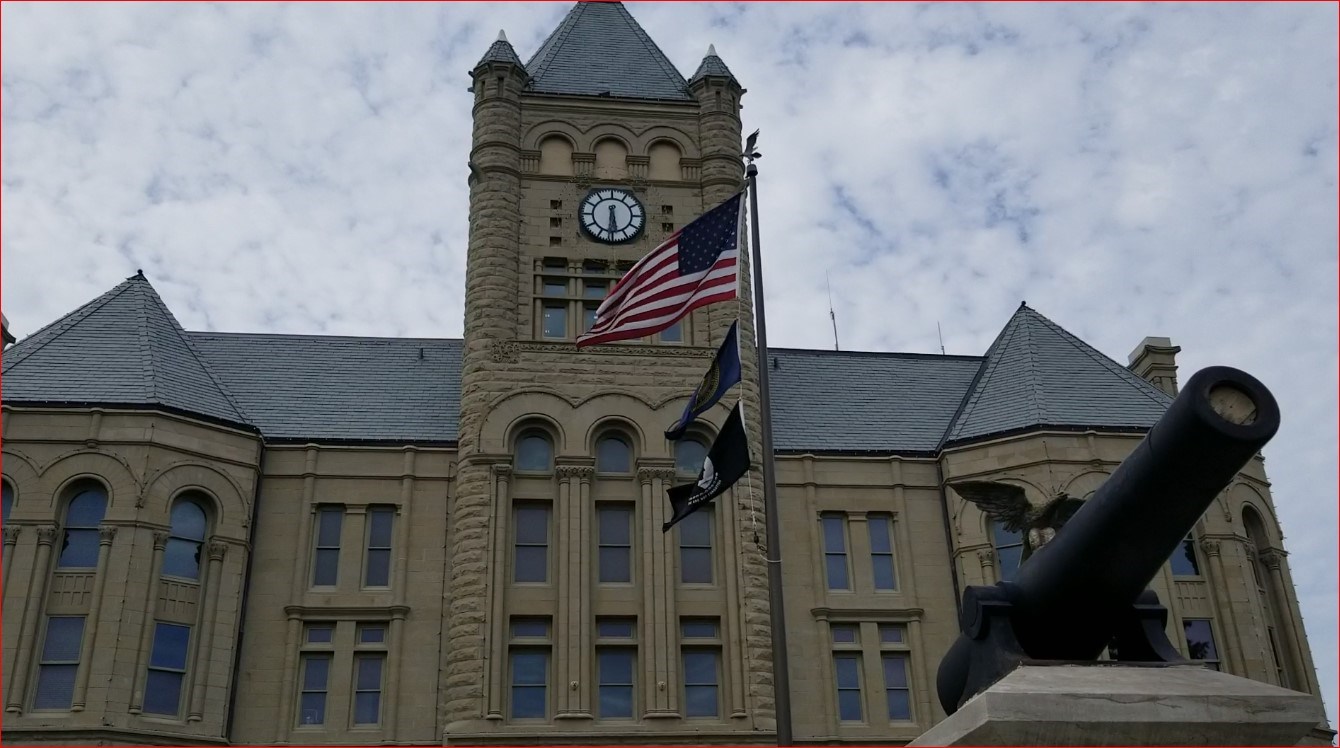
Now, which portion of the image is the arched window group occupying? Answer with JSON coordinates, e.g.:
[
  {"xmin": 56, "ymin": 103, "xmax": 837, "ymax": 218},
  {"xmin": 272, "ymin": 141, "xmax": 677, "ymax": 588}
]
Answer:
[
  {"xmin": 596, "ymin": 435, "xmax": 632, "ymax": 474},
  {"xmin": 164, "ymin": 498, "xmax": 208, "ymax": 580},
  {"xmin": 57, "ymin": 483, "xmax": 108, "ymax": 569}
]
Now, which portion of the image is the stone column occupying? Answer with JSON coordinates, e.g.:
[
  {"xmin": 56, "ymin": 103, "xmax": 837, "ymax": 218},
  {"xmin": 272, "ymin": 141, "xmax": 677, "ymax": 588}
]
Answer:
[
  {"xmin": 275, "ymin": 447, "xmax": 318, "ymax": 739},
  {"xmin": 1260, "ymin": 549, "xmax": 1308, "ymax": 691},
  {"xmin": 574, "ymin": 467, "xmax": 594, "ymax": 717},
  {"xmin": 188, "ymin": 540, "xmax": 228, "ymax": 721},
  {"xmin": 384, "ymin": 447, "xmax": 417, "ymax": 740},
  {"xmin": 6, "ymin": 524, "xmax": 57, "ymax": 713},
  {"xmin": 721, "ymin": 479, "xmax": 747, "ymax": 719},
  {"xmin": 1199, "ymin": 539, "xmax": 1245, "ymax": 674},
  {"xmin": 2, "ymin": 525, "xmax": 20, "ymax": 591},
  {"xmin": 554, "ymin": 466, "xmax": 581, "ymax": 719},
  {"xmin": 72, "ymin": 524, "xmax": 117, "ymax": 710},
  {"xmin": 129, "ymin": 531, "xmax": 169, "ymax": 714},
  {"xmin": 640, "ymin": 468, "xmax": 680, "ymax": 718},
  {"xmin": 485, "ymin": 465, "xmax": 511, "ymax": 721},
  {"xmin": 976, "ymin": 548, "xmax": 995, "ymax": 586},
  {"xmin": 274, "ymin": 609, "xmax": 302, "ymax": 741}
]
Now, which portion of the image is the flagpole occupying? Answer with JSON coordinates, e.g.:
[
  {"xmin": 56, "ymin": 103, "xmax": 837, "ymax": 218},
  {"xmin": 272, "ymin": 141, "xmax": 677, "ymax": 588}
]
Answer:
[{"xmin": 744, "ymin": 140, "xmax": 793, "ymax": 747}]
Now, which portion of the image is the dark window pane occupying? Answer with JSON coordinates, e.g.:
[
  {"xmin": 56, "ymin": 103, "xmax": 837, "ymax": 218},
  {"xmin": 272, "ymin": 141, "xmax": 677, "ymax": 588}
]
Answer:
[
  {"xmin": 302, "ymin": 656, "xmax": 330, "ymax": 690},
  {"xmin": 583, "ymin": 305, "xmax": 598, "ymax": 333},
  {"xmin": 685, "ymin": 685, "xmax": 718, "ymax": 717},
  {"xmin": 1184, "ymin": 620, "xmax": 1219, "ymax": 661},
  {"xmin": 599, "ymin": 547, "xmax": 631, "ymax": 583},
  {"xmin": 170, "ymin": 500, "xmax": 207, "ymax": 541},
  {"xmin": 599, "ymin": 507, "xmax": 631, "ymax": 545},
  {"xmin": 511, "ymin": 619, "xmax": 548, "ymax": 638},
  {"xmin": 838, "ymin": 689, "xmax": 863, "ymax": 721},
  {"xmin": 512, "ymin": 686, "xmax": 546, "ymax": 718},
  {"xmin": 316, "ymin": 510, "xmax": 342, "ymax": 546},
  {"xmin": 869, "ymin": 518, "xmax": 892, "ymax": 553},
  {"xmin": 681, "ymin": 620, "xmax": 718, "ymax": 639},
  {"xmin": 57, "ymin": 528, "xmax": 100, "ymax": 568},
  {"xmin": 992, "ymin": 521, "xmax": 1021, "ymax": 547},
  {"xmin": 1170, "ymin": 535, "xmax": 1201, "ymax": 576},
  {"xmin": 543, "ymin": 279, "xmax": 567, "ymax": 296},
  {"xmin": 66, "ymin": 489, "xmax": 107, "ymax": 527},
  {"xmin": 681, "ymin": 547, "xmax": 712, "ymax": 584},
  {"xmin": 997, "ymin": 544, "xmax": 1023, "ymax": 582},
  {"xmin": 822, "ymin": 516, "xmax": 846, "ymax": 552},
  {"xmin": 150, "ymin": 623, "xmax": 191, "ymax": 670},
  {"xmin": 41, "ymin": 617, "xmax": 85, "ymax": 661},
  {"xmin": 33, "ymin": 664, "xmax": 77, "ymax": 710},
  {"xmin": 515, "ymin": 546, "xmax": 547, "ymax": 583},
  {"xmin": 516, "ymin": 434, "xmax": 553, "ymax": 472},
  {"xmin": 513, "ymin": 652, "xmax": 547, "ymax": 685},
  {"xmin": 661, "ymin": 321, "xmax": 683, "ymax": 342},
  {"xmin": 515, "ymin": 508, "xmax": 549, "ymax": 544},
  {"xmin": 872, "ymin": 557, "xmax": 897, "ymax": 590},
  {"xmin": 887, "ymin": 688, "xmax": 911, "ymax": 720},
  {"xmin": 359, "ymin": 626, "xmax": 386, "ymax": 644},
  {"xmin": 162, "ymin": 538, "xmax": 202, "ymax": 579},
  {"xmin": 597, "ymin": 437, "xmax": 631, "ymax": 473},
  {"xmin": 831, "ymin": 624, "xmax": 857, "ymax": 643},
  {"xmin": 306, "ymin": 626, "xmax": 333, "ymax": 644},
  {"xmin": 144, "ymin": 670, "xmax": 184, "ymax": 715},
  {"xmin": 600, "ymin": 685, "xmax": 633, "ymax": 718},
  {"xmin": 679, "ymin": 511, "xmax": 711, "ymax": 546},
  {"xmin": 597, "ymin": 620, "xmax": 635, "ymax": 638},
  {"xmin": 835, "ymin": 655, "xmax": 861, "ymax": 687},
  {"xmin": 879, "ymin": 624, "xmax": 905, "ymax": 644},
  {"xmin": 365, "ymin": 548, "xmax": 391, "ymax": 586},
  {"xmin": 675, "ymin": 439, "xmax": 708, "ymax": 476},
  {"xmin": 299, "ymin": 692, "xmax": 326, "ymax": 725},
  {"xmin": 313, "ymin": 548, "xmax": 339, "ymax": 586},
  {"xmin": 584, "ymin": 281, "xmax": 607, "ymax": 299},
  {"xmin": 683, "ymin": 651, "xmax": 717, "ymax": 682},
  {"xmin": 883, "ymin": 653, "xmax": 909, "ymax": 688},
  {"xmin": 598, "ymin": 650, "xmax": 633, "ymax": 683},
  {"xmin": 368, "ymin": 510, "xmax": 394, "ymax": 547},
  {"xmin": 356, "ymin": 657, "xmax": 383, "ymax": 690},
  {"xmin": 826, "ymin": 554, "xmax": 850, "ymax": 590},
  {"xmin": 542, "ymin": 305, "xmax": 566, "ymax": 338},
  {"xmin": 354, "ymin": 692, "xmax": 381, "ymax": 725}
]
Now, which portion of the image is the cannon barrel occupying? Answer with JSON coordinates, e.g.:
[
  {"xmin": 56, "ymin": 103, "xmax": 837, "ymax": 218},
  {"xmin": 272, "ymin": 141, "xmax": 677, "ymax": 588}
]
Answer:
[{"xmin": 937, "ymin": 365, "xmax": 1280, "ymax": 712}]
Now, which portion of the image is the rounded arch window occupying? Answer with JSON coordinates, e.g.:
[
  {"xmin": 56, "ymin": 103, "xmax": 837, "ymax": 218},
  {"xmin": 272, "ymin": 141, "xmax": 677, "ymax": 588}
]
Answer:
[
  {"xmin": 58, "ymin": 483, "xmax": 108, "ymax": 568},
  {"xmin": 991, "ymin": 522, "xmax": 1023, "ymax": 582},
  {"xmin": 164, "ymin": 497, "xmax": 209, "ymax": 580},
  {"xmin": 596, "ymin": 434, "xmax": 632, "ymax": 474},
  {"xmin": 674, "ymin": 438, "xmax": 708, "ymax": 477},
  {"xmin": 2, "ymin": 479, "xmax": 12, "ymax": 524},
  {"xmin": 516, "ymin": 431, "xmax": 554, "ymax": 473}
]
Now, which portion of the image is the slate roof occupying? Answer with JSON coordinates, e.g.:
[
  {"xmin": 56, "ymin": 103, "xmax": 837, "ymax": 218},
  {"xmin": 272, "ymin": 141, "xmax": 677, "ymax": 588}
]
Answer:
[
  {"xmin": 523, "ymin": 1, "xmax": 692, "ymax": 101},
  {"xmin": 1, "ymin": 273, "xmax": 249, "ymax": 428},
  {"xmin": 945, "ymin": 304, "xmax": 1173, "ymax": 444},
  {"xmin": 475, "ymin": 31, "xmax": 525, "ymax": 69},
  {"xmin": 769, "ymin": 349, "xmax": 984, "ymax": 454},
  {"xmin": 188, "ymin": 333, "xmax": 461, "ymax": 443},
  {"xmin": 689, "ymin": 45, "xmax": 737, "ymax": 84}
]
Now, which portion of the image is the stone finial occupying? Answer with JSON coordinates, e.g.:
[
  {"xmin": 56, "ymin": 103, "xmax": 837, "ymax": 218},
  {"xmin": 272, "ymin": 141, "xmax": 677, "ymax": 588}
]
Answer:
[
  {"xmin": 498, "ymin": 29, "xmax": 509, "ymax": 43},
  {"xmin": 707, "ymin": 43, "xmax": 717, "ymax": 57},
  {"xmin": 1127, "ymin": 336, "xmax": 1181, "ymax": 397}
]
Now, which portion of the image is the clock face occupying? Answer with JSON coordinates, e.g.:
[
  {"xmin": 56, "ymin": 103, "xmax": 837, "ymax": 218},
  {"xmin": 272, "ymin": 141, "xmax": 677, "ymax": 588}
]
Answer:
[{"xmin": 579, "ymin": 188, "xmax": 645, "ymax": 244}]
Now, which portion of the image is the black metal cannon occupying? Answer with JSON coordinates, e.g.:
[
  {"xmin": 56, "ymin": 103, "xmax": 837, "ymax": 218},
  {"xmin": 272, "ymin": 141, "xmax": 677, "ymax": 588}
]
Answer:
[{"xmin": 936, "ymin": 366, "xmax": 1280, "ymax": 715}]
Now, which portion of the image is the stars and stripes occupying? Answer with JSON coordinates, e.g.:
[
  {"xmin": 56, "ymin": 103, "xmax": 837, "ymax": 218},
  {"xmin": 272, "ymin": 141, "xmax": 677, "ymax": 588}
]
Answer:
[{"xmin": 576, "ymin": 193, "xmax": 744, "ymax": 348}]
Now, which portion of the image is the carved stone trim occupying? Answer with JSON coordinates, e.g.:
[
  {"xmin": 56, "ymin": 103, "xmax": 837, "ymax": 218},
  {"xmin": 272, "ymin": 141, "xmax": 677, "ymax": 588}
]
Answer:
[
  {"xmin": 1259, "ymin": 548, "xmax": 1286, "ymax": 571},
  {"xmin": 556, "ymin": 466, "xmax": 595, "ymax": 480},
  {"xmin": 35, "ymin": 525, "xmax": 58, "ymax": 545},
  {"xmin": 492, "ymin": 340, "xmax": 519, "ymax": 363},
  {"xmin": 493, "ymin": 339, "xmax": 713, "ymax": 360},
  {"xmin": 976, "ymin": 548, "xmax": 994, "ymax": 567},
  {"xmin": 1198, "ymin": 539, "xmax": 1221, "ymax": 558},
  {"xmin": 98, "ymin": 525, "xmax": 118, "ymax": 544},
  {"xmin": 636, "ymin": 468, "xmax": 676, "ymax": 486},
  {"xmin": 2, "ymin": 526, "xmax": 20, "ymax": 544},
  {"xmin": 207, "ymin": 541, "xmax": 229, "ymax": 562},
  {"xmin": 152, "ymin": 531, "xmax": 170, "ymax": 550},
  {"xmin": 492, "ymin": 464, "xmax": 514, "ymax": 477}
]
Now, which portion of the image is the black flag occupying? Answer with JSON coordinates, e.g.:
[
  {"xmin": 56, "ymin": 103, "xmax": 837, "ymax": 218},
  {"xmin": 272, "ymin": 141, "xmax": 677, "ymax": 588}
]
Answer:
[{"xmin": 663, "ymin": 401, "xmax": 750, "ymax": 532}]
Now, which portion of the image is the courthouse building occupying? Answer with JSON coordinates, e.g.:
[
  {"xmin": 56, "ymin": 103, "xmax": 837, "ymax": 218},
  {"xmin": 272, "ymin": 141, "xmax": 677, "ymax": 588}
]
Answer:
[{"xmin": 0, "ymin": 2, "xmax": 1327, "ymax": 745}]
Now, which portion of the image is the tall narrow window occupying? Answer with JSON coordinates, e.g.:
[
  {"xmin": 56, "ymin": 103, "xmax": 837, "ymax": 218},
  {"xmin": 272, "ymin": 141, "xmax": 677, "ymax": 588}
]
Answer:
[
  {"xmin": 679, "ymin": 509, "xmax": 713, "ymax": 584},
  {"xmin": 516, "ymin": 432, "xmax": 553, "ymax": 473},
  {"xmin": 2, "ymin": 481, "xmax": 13, "ymax": 523},
  {"xmin": 596, "ymin": 435, "xmax": 632, "ymax": 473},
  {"xmin": 297, "ymin": 624, "xmax": 333, "ymax": 726},
  {"xmin": 164, "ymin": 498, "xmax": 207, "ymax": 580},
  {"xmin": 821, "ymin": 514, "xmax": 850, "ymax": 590},
  {"xmin": 880, "ymin": 623, "xmax": 912, "ymax": 721},
  {"xmin": 353, "ymin": 624, "xmax": 388, "ymax": 726},
  {"xmin": 597, "ymin": 505, "xmax": 632, "ymax": 583},
  {"xmin": 144, "ymin": 623, "xmax": 192, "ymax": 716},
  {"xmin": 1183, "ymin": 619, "xmax": 1221, "ymax": 671},
  {"xmin": 830, "ymin": 624, "xmax": 863, "ymax": 722},
  {"xmin": 868, "ymin": 514, "xmax": 898, "ymax": 591},
  {"xmin": 674, "ymin": 438, "xmax": 708, "ymax": 478},
  {"xmin": 510, "ymin": 618, "xmax": 551, "ymax": 719},
  {"xmin": 312, "ymin": 507, "xmax": 343, "ymax": 587},
  {"xmin": 514, "ymin": 504, "xmax": 550, "ymax": 583},
  {"xmin": 364, "ymin": 507, "xmax": 394, "ymax": 587},
  {"xmin": 542, "ymin": 304, "xmax": 567, "ymax": 339},
  {"xmin": 992, "ymin": 521, "xmax": 1023, "ymax": 582},
  {"xmin": 1169, "ymin": 533, "xmax": 1200, "ymax": 576},
  {"xmin": 583, "ymin": 303, "xmax": 599, "ymax": 334},
  {"xmin": 661, "ymin": 320, "xmax": 683, "ymax": 343},
  {"xmin": 596, "ymin": 619, "xmax": 636, "ymax": 718},
  {"xmin": 33, "ymin": 616, "xmax": 85, "ymax": 710},
  {"xmin": 681, "ymin": 619, "xmax": 721, "ymax": 718},
  {"xmin": 57, "ymin": 485, "xmax": 107, "ymax": 568}
]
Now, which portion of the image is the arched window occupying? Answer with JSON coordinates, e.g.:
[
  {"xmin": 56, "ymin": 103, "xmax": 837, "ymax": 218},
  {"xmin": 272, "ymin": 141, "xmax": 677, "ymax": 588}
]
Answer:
[
  {"xmin": 2, "ymin": 480, "xmax": 13, "ymax": 524},
  {"xmin": 516, "ymin": 432, "xmax": 554, "ymax": 473},
  {"xmin": 648, "ymin": 141, "xmax": 682, "ymax": 181},
  {"xmin": 992, "ymin": 522, "xmax": 1023, "ymax": 582},
  {"xmin": 57, "ymin": 484, "xmax": 108, "ymax": 569},
  {"xmin": 538, "ymin": 135, "xmax": 575, "ymax": 176},
  {"xmin": 593, "ymin": 138, "xmax": 628, "ymax": 180},
  {"xmin": 1243, "ymin": 505, "xmax": 1297, "ymax": 688},
  {"xmin": 675, "ymin": 439, "xmax": 708, "ymax": 478},
  {"xmin": 596, "ymin": 435, "xmax": 632, "ymax": 474},
  {"xmin": 163, "ymin": 498, "xmax": 208, "ymax": 580}
]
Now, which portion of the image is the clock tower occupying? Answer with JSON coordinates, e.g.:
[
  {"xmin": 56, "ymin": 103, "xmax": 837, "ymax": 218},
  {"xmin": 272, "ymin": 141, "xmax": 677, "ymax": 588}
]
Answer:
[{"xmin": 447, "ymin": 3, "xmax": 775, "ymax": 743}]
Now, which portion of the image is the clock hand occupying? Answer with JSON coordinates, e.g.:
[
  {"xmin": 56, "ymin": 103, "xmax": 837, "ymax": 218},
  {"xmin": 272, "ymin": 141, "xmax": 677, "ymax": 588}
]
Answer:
[{"xmin": 608, "ymin": 204, "xmax": 618, "ymax": 236}]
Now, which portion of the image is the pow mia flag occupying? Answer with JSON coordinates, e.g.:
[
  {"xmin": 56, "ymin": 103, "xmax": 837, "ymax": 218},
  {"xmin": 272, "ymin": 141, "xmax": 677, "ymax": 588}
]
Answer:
[{"xmin": 663, "ymin": 401, "xmax": 751, "ymax": 532}]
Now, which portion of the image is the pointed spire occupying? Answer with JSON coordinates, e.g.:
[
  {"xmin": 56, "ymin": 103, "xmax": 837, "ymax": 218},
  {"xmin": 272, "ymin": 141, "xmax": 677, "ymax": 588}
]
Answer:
[
  {"xmin": 474, "ymin": 28, "xmax": 524, "ymax": 69},
  {"xmin": 689, "ymin": 42, "xmax": 737, "ymax": 85},
  {"xmin": 525, "ymin": 1, "xmax": 691, "ymax": 100}
]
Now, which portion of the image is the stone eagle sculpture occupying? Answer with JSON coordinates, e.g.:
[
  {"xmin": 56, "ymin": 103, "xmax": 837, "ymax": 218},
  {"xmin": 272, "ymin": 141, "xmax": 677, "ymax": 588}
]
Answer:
[{"xmin": 953, "ymin": 481, "xmax": 1087, "ymax": 560}]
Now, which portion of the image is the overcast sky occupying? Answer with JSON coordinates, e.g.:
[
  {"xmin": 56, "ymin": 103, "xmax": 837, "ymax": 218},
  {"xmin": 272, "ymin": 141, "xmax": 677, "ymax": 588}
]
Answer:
[{"xmin": 2, "ymin": 1, "xmax": 1335, "ymax": 729}]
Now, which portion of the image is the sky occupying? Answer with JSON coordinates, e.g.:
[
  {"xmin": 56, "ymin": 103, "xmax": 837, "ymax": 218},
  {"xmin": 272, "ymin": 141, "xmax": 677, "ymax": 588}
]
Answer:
[{"xmin": 2, "ymin": 0, "xmax": 1336, "ymax": 731}]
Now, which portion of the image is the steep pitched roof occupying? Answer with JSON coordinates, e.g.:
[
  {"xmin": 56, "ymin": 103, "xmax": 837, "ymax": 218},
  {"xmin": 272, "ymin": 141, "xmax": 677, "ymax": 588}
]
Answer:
[
  {"xmin": 524, "ymin": 1, "xmax": 692, "ymax": 101},
  {"xmin": 476, "ymin": 30, "xmax": 525, "ymax": 68},
  {"xmin": 188, "ymin": 333, "xmax": 461, "ymax": 443},
  {"xmin": 769, "ymin": 348, "xmax": 984, "ymax": 454},
  {"xmin": 945, "ymin": 304, "xmax": 1173, "ymax": 444},
  {"xmin": 689, "ymin": 44, "xmax": 737, "ymax": 84},
  {"xmin": 1, "ymin": 274, "xmax": 249, "ymax": 427}
]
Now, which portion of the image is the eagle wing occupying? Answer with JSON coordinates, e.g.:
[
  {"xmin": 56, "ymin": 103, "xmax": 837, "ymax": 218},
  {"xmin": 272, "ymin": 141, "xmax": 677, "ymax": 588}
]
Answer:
[{"xmin": 952, "ymin": 481, "xmax": 1035, "ymax": 533}]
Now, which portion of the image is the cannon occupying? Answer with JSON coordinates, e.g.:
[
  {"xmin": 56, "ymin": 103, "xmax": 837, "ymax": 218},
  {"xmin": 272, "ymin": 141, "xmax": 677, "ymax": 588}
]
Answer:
[{"xmin": 936, "ymin": 366, "xmax": 1280, "ymax": 715}]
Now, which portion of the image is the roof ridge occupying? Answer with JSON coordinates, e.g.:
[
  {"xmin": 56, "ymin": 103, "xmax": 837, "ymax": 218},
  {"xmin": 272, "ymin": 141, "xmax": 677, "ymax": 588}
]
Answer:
[
  {"xmin": 1, "ymin": 276, "xmax": 139, "ymax": 373},
  {"xmin": 135, "ymin": 279, "xmax": 157, "ymax": 402},
  {"xmin": 139, "ymin": 280, "xmax": 252, "ymax": 424},
  {"xmin": 1022, "ymin": 312, "xmax": 1046, "ymax": 422},
  {"xmin": 524, "ymin": 3, "xmax": 582, "ymax": 78},
  {"xmin": 947, "ymin": 311, "xmax": 1021, "ymax": 439},
  {"xmin": 610, "ymin": 2, "xmax": 689, "ymax": 91},
  {"xmin": 1023, "ymin": 308, "xmax": 1172, "ymax": 407}
]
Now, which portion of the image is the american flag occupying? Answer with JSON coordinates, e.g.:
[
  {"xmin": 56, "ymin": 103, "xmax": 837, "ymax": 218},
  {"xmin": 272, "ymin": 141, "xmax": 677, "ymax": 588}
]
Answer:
[{"xmin": 576, "ymin": 193, "xmax": 743, "ymax": 348}]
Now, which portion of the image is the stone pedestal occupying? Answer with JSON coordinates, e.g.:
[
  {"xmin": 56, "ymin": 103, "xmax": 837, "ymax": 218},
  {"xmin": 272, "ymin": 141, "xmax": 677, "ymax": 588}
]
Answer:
[{"xmin": 910, "ymin": 664, "xmax": 1328, "ymax": 746}]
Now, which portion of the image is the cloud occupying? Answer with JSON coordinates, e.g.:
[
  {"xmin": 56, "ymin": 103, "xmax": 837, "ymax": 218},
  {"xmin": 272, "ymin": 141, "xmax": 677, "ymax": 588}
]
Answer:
[{"xmin": 3, "ymin": 1, "xmax": 1335, "ymax": 729}]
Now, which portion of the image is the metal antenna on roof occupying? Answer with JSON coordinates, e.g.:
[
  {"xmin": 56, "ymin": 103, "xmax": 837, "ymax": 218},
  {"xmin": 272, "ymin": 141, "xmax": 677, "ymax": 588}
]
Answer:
[
  {"xmin": 826, "ymin": 271, "xmax": 839, "ymax": 352},
  {"xmin": 937, "ymin": 321, "xmax": 946, "ymax": 355}
]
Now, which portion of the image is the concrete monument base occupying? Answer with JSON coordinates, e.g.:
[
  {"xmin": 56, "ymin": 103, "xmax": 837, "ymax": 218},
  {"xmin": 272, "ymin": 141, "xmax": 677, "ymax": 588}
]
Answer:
[{"xmin": 909, "ymin": 664, "xmax": 1328, "ymax": 746}]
